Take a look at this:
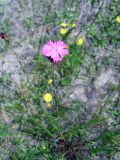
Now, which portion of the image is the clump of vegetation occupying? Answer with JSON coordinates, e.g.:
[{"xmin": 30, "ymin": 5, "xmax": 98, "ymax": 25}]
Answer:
[{"xmin": 0, "ymin": 0, "xmax": 120, "ymax": 159}]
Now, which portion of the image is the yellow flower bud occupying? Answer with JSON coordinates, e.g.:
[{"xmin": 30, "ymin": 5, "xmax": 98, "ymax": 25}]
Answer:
[
  {"xmin": 43, "ymin": 93, "xmax": 52, "ymax": 103},
  {"xmin": 70, "ymin": 23, "xmax": 76, "ymax": 28},
  {"xmin": 77, "ymin": 38, "xmax": 84, "ymax": 46},
  {"xmin": 60, "ymin": 28, "xmax": 67, "ymax": 35},
  {"xmin": 61, "ymin": 23, "xmax": 68, "ymax": 27},
  {"xmin": 116, "ymin": 16, "xmax": 120, "ymax": 23},
  {"xmin": 46, "ymin": 103, "xmax": 52, "ymax": 109},
  {"xmin": 47, "ymin": 79, "xmax": 53, "ymax": 85}
]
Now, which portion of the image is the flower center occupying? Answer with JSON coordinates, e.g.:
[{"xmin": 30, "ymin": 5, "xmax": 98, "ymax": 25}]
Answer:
[{"xmin": 52, "ymin": 46, "xmax": 58, "ymax": 52}]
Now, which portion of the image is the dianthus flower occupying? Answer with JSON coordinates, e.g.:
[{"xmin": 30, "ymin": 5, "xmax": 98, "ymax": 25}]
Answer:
[{"xmin": 41, "ymin": 40, "xmax": 69, "ymax": 62}]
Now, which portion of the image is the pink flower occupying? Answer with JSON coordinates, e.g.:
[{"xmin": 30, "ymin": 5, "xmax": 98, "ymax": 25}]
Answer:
[{"xmin": 41, "ymin": 40, "xmax": 69, "ymax": 62}]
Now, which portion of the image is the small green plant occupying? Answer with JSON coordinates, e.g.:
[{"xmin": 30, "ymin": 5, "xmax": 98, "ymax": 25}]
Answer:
[
  {"xmin": 0, "ymin": 7, "xmax": 4, "ymax": 15},
  {"xmin": 24, "ymin": 17, "xmax": 33, "ymax": 29},
  {"xmin": 1, "ymin": 19, "xmax": 10, "ymax": 33}
]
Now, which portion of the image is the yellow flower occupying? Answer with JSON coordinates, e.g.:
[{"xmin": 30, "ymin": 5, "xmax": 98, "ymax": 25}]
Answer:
[
  {"xmin": 61, "ymin": 23, "xmax": 68, "ymax": 27},
  {"xmin": 43, "ymin": 93, "xmax": 52, "ymax": 103},
  {"xmin": 46, "ymin": 103, "xmax": 52, "ymax": 109},
  {"xmin": 116, "ymin": 16, "xmax": 120, "ymax": 23},
  {"xmin": 60, "ymin": 28, "xmax": 67, "ymax": 35},
  {"xmin": 47, "ymin": 79, "xmax": 53, "ymax": 85},
  {"xmin": 70, "ymin": 23, "xmax": 76, "ymax": 28},
  {"xmin": 77, "ymin": 38, "xmax": 84, "ymax": 46}
]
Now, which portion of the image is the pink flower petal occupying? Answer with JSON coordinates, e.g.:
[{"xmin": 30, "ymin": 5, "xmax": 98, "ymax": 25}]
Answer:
[
  {"xmin": 59, "ymin": 49, "xmax": 69, "ymax": 56},
  {"xmin": 50, "ymin": 50, "xmax": 61, "ymax": 62},
  {"xmin": 42, "ymin": 46, "xmax": 51, "ymax": 56}
]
